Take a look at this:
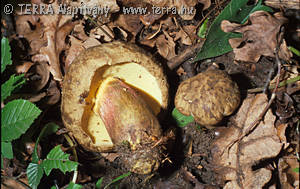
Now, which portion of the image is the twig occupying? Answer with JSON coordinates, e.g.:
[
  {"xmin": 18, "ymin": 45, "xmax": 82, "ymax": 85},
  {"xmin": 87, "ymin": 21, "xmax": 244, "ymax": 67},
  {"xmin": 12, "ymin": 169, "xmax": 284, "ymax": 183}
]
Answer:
[
  {"xmin": 247, "ymin": 75, "xmax": 300, "ymax": 93},
  {"xmin": 223, "ymin": 28, "xmax": 285, "ymax": 155},
  {"xmin": 193, "ymin": 0, "xmax": 228, "ymax": 33},
  {"xmin": 86, "ymin": 15, "xmax": 114, "ymax": 41},
  {"xmin": 167, "ymin": 42, "xmax": 203, "ymax": 69},
  {"xmin": 167, "ymin": 0, "xmax": 228, "ymax": 70},
  {"xmin": 1, "ymin": 175, "xmax": 31, "ymax": 189}
]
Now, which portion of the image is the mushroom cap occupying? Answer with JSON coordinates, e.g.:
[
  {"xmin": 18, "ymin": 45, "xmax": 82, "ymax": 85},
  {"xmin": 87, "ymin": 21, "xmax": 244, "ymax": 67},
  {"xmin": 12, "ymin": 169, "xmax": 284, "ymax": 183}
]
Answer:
[
  {"xmin": 175, "ymin": 69, "xmax": 240, "ymax": 126},
  {"xmin": 61, "ymin": 41, "xmax": 168, "ymax": 152}
]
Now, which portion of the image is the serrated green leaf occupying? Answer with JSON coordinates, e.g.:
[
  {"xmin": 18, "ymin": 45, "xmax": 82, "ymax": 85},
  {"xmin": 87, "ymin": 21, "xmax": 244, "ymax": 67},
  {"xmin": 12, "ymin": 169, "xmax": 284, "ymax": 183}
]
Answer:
[
  {"xmin": 194, "ymin": 0, "xmax": 273, "ymax": 61},
  {"xmin": 1, "ymin": 37, "xmax": 12, "ymax": 73},
  {"xmin": 172, "ymin": 108, "xmax": 194, "ymax": 127},
  {"xmin": 1, "ymin": 141, "xmax": 13, "ymax": 159},
  {"xmin": 104, "ymin": 172, "xmax": 131, "ymax": 189},
  {"xmin": 42, "ymin": 145, "xmax": 78, "ymax": 176},
  {"xmin": 67, "ymin": 182, "xmax": 83, "ymax": 189},
  {"xmin": 1, "ymin": 99, "xmax": 41, "ymax": 142},
  {"xmin": 96, "ymin": 177, "xmax": 103, "ymax": 189},
  {"xmin": 1, "ymin": 74, "xmax": 26, "ymax": 102},
  {"xmin": 27, "ymin": 162, "xmax": 44, "ymax": 189},
  {"xmin": 293, "ymin": 167, "xmax": 299, "ymax": 173},
  {"xmin": 32, "ymin": 123, "xmax": 59, "ymax": 163}
]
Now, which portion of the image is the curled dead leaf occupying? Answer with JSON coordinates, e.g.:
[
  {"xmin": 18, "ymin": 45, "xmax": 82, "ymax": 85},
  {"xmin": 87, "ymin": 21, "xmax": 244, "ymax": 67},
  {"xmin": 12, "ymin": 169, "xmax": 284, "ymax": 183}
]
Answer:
[
  {"xmin": 15, "ymin": 62, "xmax": 34, "ymax": 74},
  {"xmin": 265, "ymin": 0, "xmax": 300, "ymax": 9},
  {"xmin": 221, "ymin": 11, "xmax": 292, "ymax": 63},
  {"xmin": 211, "ymin": 94, "xmax": 283, "ymax": 188},
  {"xmin": 26, "ymin": 61, "xmax": 50, "ymax": 92},
  {"xmin": 156, "ymin": 31, "xmax": 177, "ymax": 60},
  {"xmin": 29, "ymin": 1, "xmax": 79, "ymax": 81},
  {"xmin": 115, "ymin": 14, "xmax": 143, "ymax": 38},
  {"xmin": 279, "ymin": 156, "xmax": 300, "ymax": 189},
  {"xmin": 90, "ymin": 25, "xmax": 114, "ymax": 42},
  {"xmin": 65, "ymin": 36, "xmax": 85, "ymax": 69},
  {"xmin": 45, "ymin": 80, "xmax": 61, "ymax": 105}
]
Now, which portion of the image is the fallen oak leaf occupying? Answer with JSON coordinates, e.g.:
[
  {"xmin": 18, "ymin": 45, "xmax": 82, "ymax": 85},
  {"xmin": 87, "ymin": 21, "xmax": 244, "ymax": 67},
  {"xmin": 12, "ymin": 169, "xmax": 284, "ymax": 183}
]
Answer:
[
  {"xmin": 279, "ymin": 156, "xmax": 300, "ymax": 188},
  {"xmin": 156, "ymin": 31, "xmax": 177, "ymax": 60},
  {"xmin": 221, "ymin": 11, "xmax": 292, "ymax": 63},
  {"xmin": 211, "ymin": 94, "xmax": 283, "ymax": 188},
  {"xmin": 25, "ymin": 61, "xmax": 50, "ymax": 92},
  {"xmin": 65, "ymin": 36, "xmax": 85, "ymax": 70},
  {"xmin": 15, "ymin": 14, "xmax": 45, "ymax": 55},
  {"xmin": 32, "ymin": 0, "xmax": 78, "ymax": 81}
]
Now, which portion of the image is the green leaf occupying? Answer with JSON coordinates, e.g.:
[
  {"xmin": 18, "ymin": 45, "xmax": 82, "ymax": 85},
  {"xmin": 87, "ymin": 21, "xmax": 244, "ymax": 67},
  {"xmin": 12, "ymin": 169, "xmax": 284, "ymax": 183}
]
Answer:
[
  {"xmin": 194, "ymin": 0, "xmax": 273, "ymax": 61},
  {"xmin": 104, "ymin": 172, "xmax": 131, "ymax": 189},
  {"xmin": 27, "ymin": 162, "xmax": 44, "ymax": 189},
  {"xmin": 288, "ymin": 46, "xmax": 300, "ymax": 57},
  {"xmin": 1, "ymin": 74, "xmax": 26, "ymax": 102},
  {"xmin": 66, "ymin": 182, "xmax": 83, "ymax": 189},
  {"xmin": 96, "ymin": 177, "xmax": 103, "ymax": 189},
  {"xmin": 1, "ymin": 37, "xmax": 12, "ymax": 73},
  {"xmin": 172, "ymin": 108, "xmax": 194, "ymax": 127},
  {"xmin": 293, "ymin": 167, "xmax": 299, "ymax": 173},
  {"xmin": 42, "ymin": 145, "xmax": 78, "ymax": 176},
  {"xmin": 197, "ymin": 18, "xmax": 209, "ymax": 38},
  {"xmin": 32, "ymin": 123, "xmax": 59, "ymax": 163},
  {"xmin": 1, "ymin": 99, "xmax": 41, "ymax": 142},
  {"xmin": 1, "ymin": 141, "xmax": 13, "ymax": 159}
]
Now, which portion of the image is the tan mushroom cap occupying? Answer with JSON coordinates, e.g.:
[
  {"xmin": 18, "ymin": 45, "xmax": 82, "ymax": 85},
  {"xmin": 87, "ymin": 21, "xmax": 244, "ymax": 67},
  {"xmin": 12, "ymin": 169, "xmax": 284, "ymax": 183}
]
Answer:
[
  {"xmin": 175, "ymin": 69, "xmax": 240, "ymax": 126},
  {"xmin": 61, "ymin": 41, "xmax": 168, "ymax": 152}
]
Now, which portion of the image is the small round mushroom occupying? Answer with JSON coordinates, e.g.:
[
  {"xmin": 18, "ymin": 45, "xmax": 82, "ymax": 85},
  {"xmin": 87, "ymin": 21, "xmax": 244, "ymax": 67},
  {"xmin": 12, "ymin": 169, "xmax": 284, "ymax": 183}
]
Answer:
[{"xmin": 175, "ymin": 69, "xmax": 240, "ymax": 126}]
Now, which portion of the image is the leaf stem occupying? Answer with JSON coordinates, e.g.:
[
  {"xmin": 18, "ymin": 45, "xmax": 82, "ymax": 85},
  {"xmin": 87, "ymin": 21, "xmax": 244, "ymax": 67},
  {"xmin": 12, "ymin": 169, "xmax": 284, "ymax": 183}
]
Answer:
[
  {"xmin": 247, "ymin": 76, "xmax": 300, "ymax": 93},
  {"xmin": 63, "ymin": 134, "xmax": 78, "ymax": 183}
]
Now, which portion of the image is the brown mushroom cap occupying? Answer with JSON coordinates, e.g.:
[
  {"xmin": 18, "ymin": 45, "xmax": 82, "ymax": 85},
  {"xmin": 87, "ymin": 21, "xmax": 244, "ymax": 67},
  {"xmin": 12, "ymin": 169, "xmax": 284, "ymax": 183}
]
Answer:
[{"xmin": 175, "ymin": 69, "xmax": 240, "ymax": 126}]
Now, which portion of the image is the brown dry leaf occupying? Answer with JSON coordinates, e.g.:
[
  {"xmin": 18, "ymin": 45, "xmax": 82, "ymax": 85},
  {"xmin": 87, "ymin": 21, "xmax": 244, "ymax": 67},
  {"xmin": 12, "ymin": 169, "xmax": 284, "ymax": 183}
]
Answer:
[
  {"xmin": 172, "ymin": 0, "xmax": 198, "ymax": 20},
  {"xmin": 138, "ymin": 0, "xmax": 211, "ymax": 20},
  {"xmin": 1, "ymin": 177, "xmax": 27, "ymax": 189},
  {"xmin": 73, "ymin": 0, "xmax": 120, "ymax": 23},
  {"xmin": 211, "ymin": 94, "xmax": 283, "ymax": 188},
  {"xmin": 176, "ymin": 66, "xmax": 186, "ymax": 76},
  {"xmin": 82, "ymin": 37, "xmax": 102, "ymax": 48},
  {"xmin": 31, "ymin": 0, "xmax": 78, "ymax": 81},
  {"xmin": 221, "ymin": 11, "xmax": 292, "ymax": 63},
  {"xmin": 90, "ymin": 25, "xmax": 114, "ymax": 42},
  {"xmin": 276, "ymin": 123, "xmax": 289, "ymax": 148},
  {"xmin": 25, "ymin": 61, "xmax": 50, "ymax": 92},
  {"xmin": 65, "ymin": 36, "xmax": 85, "ymax": 69},
  {"xmin": 15, "ymin": 15, "xmax": 45, "ymax": 55},
  {"xmin": 46, "ymin": 80, "xmax": 61, "ymax": 105},
  {"xmin": 174, "ymin": 25, "xmax": 197, "ymax": 45},
  {"xmin": 265, "ymin": 0, "xmax": 300, "ymax": 9},
  {"xmin": 101, "ymin": 152, "xmax": 120, "ymax": 162},
  {"xmin": 278, "ymin": 156, "xmax": 300, "ymax": 188},
  {"xmin": 156, "ymin": 31, "xmax": 177, "ymax": 60},
  {"xmin": 73, "ymin": 22, "xmax": 89, "ymax": 41},
  {"xmin": 270, "ymin": 66, "xmax": 300, "ymax": 95},
  {"xmin": 174, "ymin": 28, "xmax": 192, "ymax": 45},
  {"xmin": 114, "ymin": 14, "xmax": 143, "ymax": 38},
  {"xmin": 15, "ymin": 62, "xmax": 34, "ymax": 74}
]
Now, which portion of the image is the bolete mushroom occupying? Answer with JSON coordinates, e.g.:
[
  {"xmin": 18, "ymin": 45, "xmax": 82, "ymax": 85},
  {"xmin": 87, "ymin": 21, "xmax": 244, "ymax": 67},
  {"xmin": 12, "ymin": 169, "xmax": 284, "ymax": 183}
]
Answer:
[
  {"xmin": 61, "ymin": 41, "xmax": 168, "ymax": 174},
  {"xmin": 175, "ymin": 69, "xmax": 240, "ymax": 126}
]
